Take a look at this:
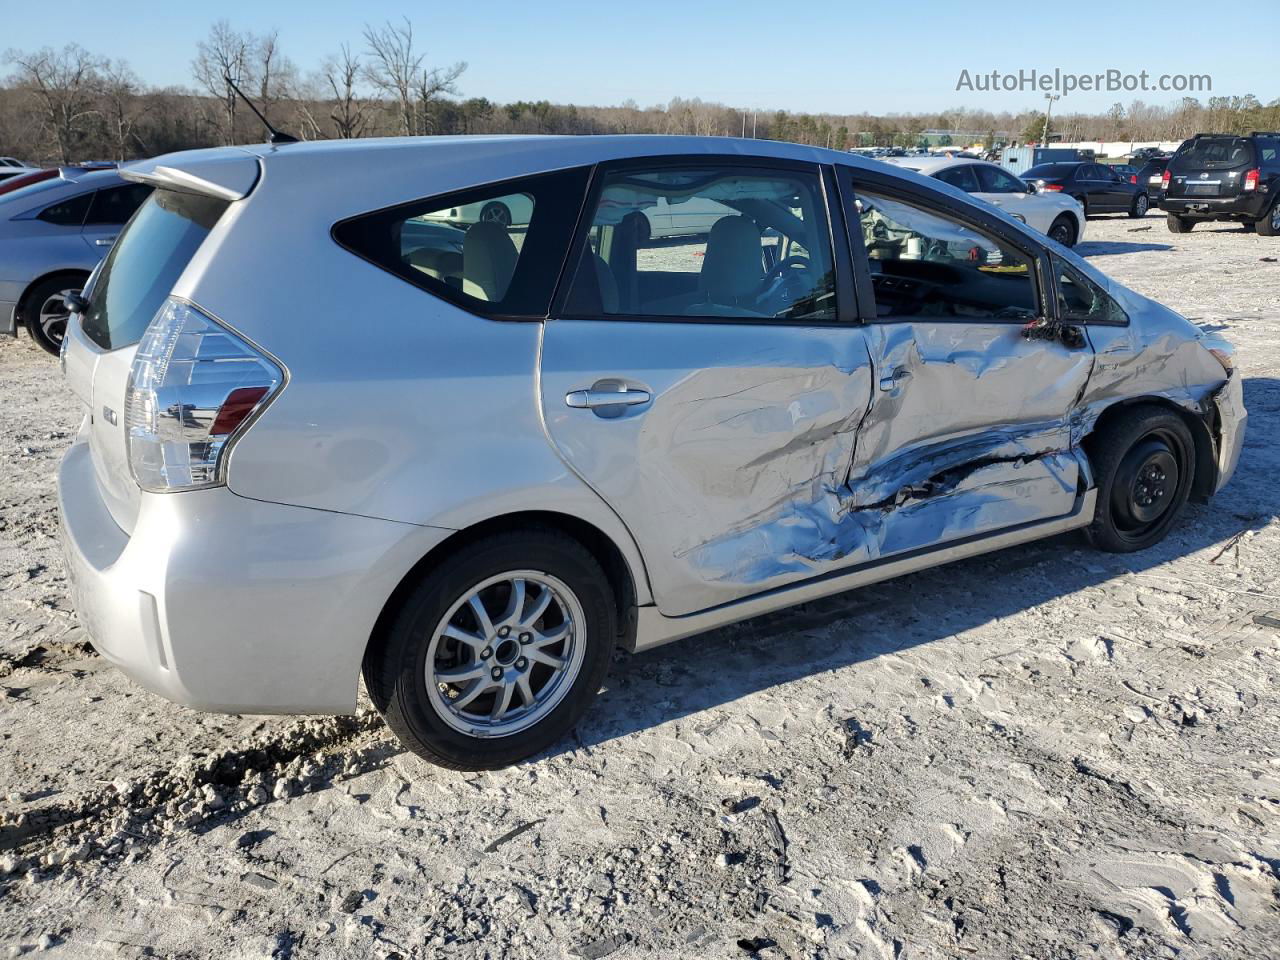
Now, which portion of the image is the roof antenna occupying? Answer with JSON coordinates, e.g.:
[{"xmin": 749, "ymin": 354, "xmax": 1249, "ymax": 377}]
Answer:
[{"xmin": 223, "ymin": 74, "xmax": 298, "ymax": 144}]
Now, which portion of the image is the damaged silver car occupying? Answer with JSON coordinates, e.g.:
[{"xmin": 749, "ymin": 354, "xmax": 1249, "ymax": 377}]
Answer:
[{"xmin": 57, "ymin": 136, "xmax": 1245, "ymax": 770}]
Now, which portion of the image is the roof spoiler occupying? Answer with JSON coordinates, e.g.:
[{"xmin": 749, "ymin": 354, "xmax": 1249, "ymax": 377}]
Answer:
[{"xmin": 119, "ymin": 152, "xmax": 261, "ymax": 201}]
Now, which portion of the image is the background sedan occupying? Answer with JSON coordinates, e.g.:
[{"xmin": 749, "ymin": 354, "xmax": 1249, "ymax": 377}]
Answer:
[{"xmin": 1021, "ymin": 161, "xmax": 1150, "ymax": 218}]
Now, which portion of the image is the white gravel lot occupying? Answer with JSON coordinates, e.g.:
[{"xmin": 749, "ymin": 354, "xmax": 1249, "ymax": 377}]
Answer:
[{"xmin": 1, "ymin": 212, "xmax": 1279, "ymax": 960}]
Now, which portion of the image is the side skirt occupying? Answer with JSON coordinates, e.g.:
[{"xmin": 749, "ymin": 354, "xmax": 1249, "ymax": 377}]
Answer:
[{"xmin": 629, "ymin": 489, "xmax": 1096, "ymax": 653}]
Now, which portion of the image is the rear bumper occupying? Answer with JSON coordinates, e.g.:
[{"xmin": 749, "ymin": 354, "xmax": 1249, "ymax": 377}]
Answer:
[
  {"xmin": 58, "ymin": 432, "xmax": 452, "ymax": 714},
  {"xmin": 1163, "ymin": 194, "xmax": 1269, "ymax": 219},
  {"xmin": 1212, "ymin": 372, "xmax": 1247, "ymax": 494}
]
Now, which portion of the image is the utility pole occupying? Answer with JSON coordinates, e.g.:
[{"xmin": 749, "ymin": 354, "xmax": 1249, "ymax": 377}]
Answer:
[{"xmin": 1042, "ymin": 93, "xmax": 1060, "ymax": 144}]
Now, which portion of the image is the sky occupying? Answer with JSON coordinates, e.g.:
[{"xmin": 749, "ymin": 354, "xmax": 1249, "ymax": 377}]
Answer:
[{"xmin": 2, "ymin": 0, "xmax": 1273, "ymax": 116}]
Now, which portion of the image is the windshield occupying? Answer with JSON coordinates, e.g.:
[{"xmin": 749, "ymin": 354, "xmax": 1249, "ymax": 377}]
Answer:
[
  {"xmin": 80, "ymin": 188, "xmax": 229, "ymax": 351},
  {"xmin": 1171, "ymin": 138, "xmax": 1256, "ymax": 169},
  {"xmin": 1022, "ymin": 164, "xmax": 1078, "ymax": 178}
]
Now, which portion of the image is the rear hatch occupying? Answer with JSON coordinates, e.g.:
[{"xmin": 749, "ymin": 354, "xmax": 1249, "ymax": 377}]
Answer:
[
  {"xmin": 1166, "ymin": 137, "xmax": 1256, "ymax": 199},
  {"xmin": 62, "ymin": 153, "xmax": 256, "ymax": 534}
]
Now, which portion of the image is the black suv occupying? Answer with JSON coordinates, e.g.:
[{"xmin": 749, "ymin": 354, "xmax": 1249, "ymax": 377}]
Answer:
[{"xmin": 1162, "ymin": 132, "xmax": 1280, "ymax": 234}]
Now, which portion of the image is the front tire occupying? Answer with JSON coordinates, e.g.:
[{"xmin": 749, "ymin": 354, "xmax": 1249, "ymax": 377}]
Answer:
[
  {"xmin": 21, "ymin": 275, "xmax": 85, "ymax": 356},
  {"xmin": 1167, "ymin": 213, "xmax": 1194, "ymax": 233},
  {"xmin": 1129, "ymin": 193, "xmax": 1149, "ymax": 218},
  {"xmin": 1086, "ymin": 406, "xmax": 1195, "ymax": 553},
  {"xmin": 364, "ymin": 530, "xmax": 616, "ymax": 770}
]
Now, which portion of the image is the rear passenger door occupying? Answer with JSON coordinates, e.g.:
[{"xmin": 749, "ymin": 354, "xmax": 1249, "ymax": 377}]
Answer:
[
  {"xmin": 834, "ymin": 166, "xmax": 1095, "ymax": 558},
  {"xmin": 539, "ymin": 158, "xmax": 874, "ymax": 617}
]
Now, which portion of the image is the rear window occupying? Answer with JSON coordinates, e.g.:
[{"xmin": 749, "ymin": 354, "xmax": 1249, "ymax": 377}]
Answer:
[
  {"xmin": 1171, "ymin": 137, "xmax": 1256, "ymax": 170},
  {"xmin": 80, "ymin": 188, "xmax": 229, "ymax": 351}
]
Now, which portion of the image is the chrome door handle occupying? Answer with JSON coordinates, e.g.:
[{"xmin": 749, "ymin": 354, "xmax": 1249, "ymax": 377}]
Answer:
[
  {"xmin": 566, "ymin": 388, "xmax": 651, "ymax": 409},
  {"xmin": 94, "ymin": 237, "xmax": 117, "ymax": 246}
]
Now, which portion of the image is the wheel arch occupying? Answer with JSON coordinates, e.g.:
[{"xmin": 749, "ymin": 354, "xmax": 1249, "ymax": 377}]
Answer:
[
  {"xmin": 15, "ymin": 267, "xmax": 91, "ymax": 327},
  {"xmin": 1081, "ymin": 396, "xmax": 1217, "ymax": 502},
  {"xmin": 363, "ymin": 509, "xmax": 642, "ymax": 708}
]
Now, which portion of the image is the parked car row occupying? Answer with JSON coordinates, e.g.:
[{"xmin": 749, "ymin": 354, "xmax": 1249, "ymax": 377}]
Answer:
[
  {"xmin": 1020, "ymin": 161, "xmax": 1152, "ymax": 218},
  {"xmin": 0, "ymin": 165, "xmax": 146, "ymax": 354},
  {"xmin": 55, "ymin": 134, "xmax": 1244, "ymax": 769}
]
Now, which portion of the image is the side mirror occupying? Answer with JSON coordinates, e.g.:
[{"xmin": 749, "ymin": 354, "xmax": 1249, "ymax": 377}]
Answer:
[{"xmin": 1025, "ymin": 181, "xmax": 1037, "ymax": 194}]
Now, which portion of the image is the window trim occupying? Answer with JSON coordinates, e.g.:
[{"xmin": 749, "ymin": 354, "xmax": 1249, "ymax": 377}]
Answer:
[
  {"xmin": 834, "ymin": 162, "xmax": 1049, "ymax": 326},
  {"xmin": 1050, "ymin": 253, "xmax": 1130, "ymax": 327},
  {"xmin": 330, "ymin": 166, "xmax": 594, "ymax": 322},
  {"xmin": 548, "ymin": 154, "xmax": 857, "ymax": 328}
]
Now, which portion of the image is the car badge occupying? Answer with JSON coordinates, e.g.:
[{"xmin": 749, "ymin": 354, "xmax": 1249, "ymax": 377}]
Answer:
[{"xmin": 1199, "ymin": 172, "xmax": 1209, "ymax": 179}]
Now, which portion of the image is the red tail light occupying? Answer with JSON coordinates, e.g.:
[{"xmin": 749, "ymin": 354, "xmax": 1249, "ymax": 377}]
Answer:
[
  {"xmin": 1243, "ymin": 168, "xmax": 1260, "ymax": 192},
  {"xmin": 1161, "ymin": 169, "xmax": 1171, "ymax": 189},
  {"xmin": 1129, "ymin": 175, "xmax": 1137, "ymax": 183},
  {"xmin": 210, "ymin": 386, "xmax": 271, "ymax": 436},
  {"xmin": 1041, "ymin": 183, "xmax": 1062, "ymax": 192}
]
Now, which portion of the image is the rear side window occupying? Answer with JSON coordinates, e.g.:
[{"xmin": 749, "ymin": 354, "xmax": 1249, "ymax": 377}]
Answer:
[
  {"xmin": 38, "ymin": 191, "xmax": 92, "ymax": 226},
  {"xmin": 333, "ymin": 167, "xmax": 590, "ymax": 318},
  {"xmin": 81, "ymin": 189, "xmax": 229, "ymax": 351}
]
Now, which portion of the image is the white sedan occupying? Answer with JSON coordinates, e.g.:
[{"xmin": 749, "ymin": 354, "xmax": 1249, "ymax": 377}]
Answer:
[{"xmin": 886, "ymin": 156, "xmax": 1086, "ymax": 247}]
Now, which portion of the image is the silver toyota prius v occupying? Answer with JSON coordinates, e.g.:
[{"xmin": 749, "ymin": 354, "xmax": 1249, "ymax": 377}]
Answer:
[{"xmin": 56, "ymin": 136, "xmax": 1246, "ymax": 770}]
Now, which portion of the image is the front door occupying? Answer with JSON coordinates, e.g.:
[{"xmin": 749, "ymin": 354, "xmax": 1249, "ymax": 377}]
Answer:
[
  {"xmin": 836, "ymin": 171, "xmax": 1095, "ymax": 558},
  {"xmin": 539, "ymin": 159, "xmax": 873, "ymax": 617}
]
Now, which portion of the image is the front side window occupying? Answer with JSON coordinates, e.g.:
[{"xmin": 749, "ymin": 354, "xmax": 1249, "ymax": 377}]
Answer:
[
  {"xmin": 1055, "ymin": 259, "xmax": 1126, "ymax": 325},
  {"xmin": 37, "ymin": 191, "xmax": 92, "ymax": 226},
  {"xmin": 976, "ymin": 166, "xmax": 1027, "ymax": 194},
  {"xmin": 562, "ymin": 164, "xmax": 836, "ymax": 322},
  {"xmin": 333, "ymin": 167, "xmax": 589, "ymax": 317},
  {"xmin": 853, "ymin": 191, "xmax": 1037, "ymax": 321}
]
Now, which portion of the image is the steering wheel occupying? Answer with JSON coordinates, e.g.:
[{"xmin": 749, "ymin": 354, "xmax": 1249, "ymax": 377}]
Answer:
[{"xmin": 764, "ymin": 255, "xmax": 812, "ymax": 283}]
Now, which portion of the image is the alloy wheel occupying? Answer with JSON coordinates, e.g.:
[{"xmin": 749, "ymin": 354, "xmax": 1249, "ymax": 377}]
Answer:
[
  {"xmin": 37, "ymin": 288, "xmax": 77, "ymax": 347},
  {"xmin": 424, "ymin": 571, "xmax": 586, "ymax": 738}
]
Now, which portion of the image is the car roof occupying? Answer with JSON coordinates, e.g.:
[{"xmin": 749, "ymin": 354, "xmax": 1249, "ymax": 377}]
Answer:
[{"xmin": 883, "ymin": 155, "xmax": 1011, "ymax": 177}]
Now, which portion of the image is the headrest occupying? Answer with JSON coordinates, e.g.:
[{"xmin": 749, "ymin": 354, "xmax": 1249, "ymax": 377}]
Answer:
[
  {"xmin": 463, "ymin": 221, "xmax": 518, "ymax": 301},
  {"xmin": 701, "ymin": 216, "xmax": 762, "ymax": 303}
]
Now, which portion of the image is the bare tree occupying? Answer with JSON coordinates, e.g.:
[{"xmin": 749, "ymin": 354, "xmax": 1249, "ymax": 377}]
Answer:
[
  {"xmin": 192, "ymin": 20, "xmax": 255, "ymax": 145},
  {"xmin": 255, "ymin": 29, "xmax": 297, "ymax": 127},
  {"xmin": 4, "ymin": 44, "xmax": 104, "ymax": 163},
  {"xmin": 363, "ymin": 19, "xmax": 422, "ymax": 136},
  {"xmin": 99, "ymin": 59, "xmax": 145, "ymax": 161},
  {"xmin": 323, "ymin": 44, "xmax": 368, "ymax": 139},
  {"xmin": 415, "ymin": 58, "xmax": 466, "ymax": 134}
]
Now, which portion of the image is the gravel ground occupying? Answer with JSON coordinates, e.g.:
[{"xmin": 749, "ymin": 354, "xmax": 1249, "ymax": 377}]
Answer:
[{"xmin": 1, "ymin": 212, "xmax": 1279, "ymax": 959}]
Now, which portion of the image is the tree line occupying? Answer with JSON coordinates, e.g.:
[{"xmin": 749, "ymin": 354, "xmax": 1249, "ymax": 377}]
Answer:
[{"xmin": 3, "ymin": 20, "xmax": 1277, "ymax": 165}]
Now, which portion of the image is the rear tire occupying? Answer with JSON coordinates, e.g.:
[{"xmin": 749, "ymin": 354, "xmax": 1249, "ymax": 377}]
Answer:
[
  {"xmin": 1086, "ymin": 406, "xmax": 1195, "ymax": 553},
  {"xmin": 364, "ymin": 529, "xmax": 615, "ymax": 770},
  {"xmin": 1047, "ymin": 214, "xmax": 1078, "ymax": 247},
  {"xmin": 1167, "ymin": 213, "xmax": 1194, "ymax": 233},
  {"xmin": 1128, "ymin": 193, "xmax": 1149, "ymax": 218},
  {"xmin": 1257, "ymin": 198, "xmax": 1280, "ymax": 237},
  {"xmin": 20, "ymin": 274, "xmax": 85, "ymax": 356}
]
